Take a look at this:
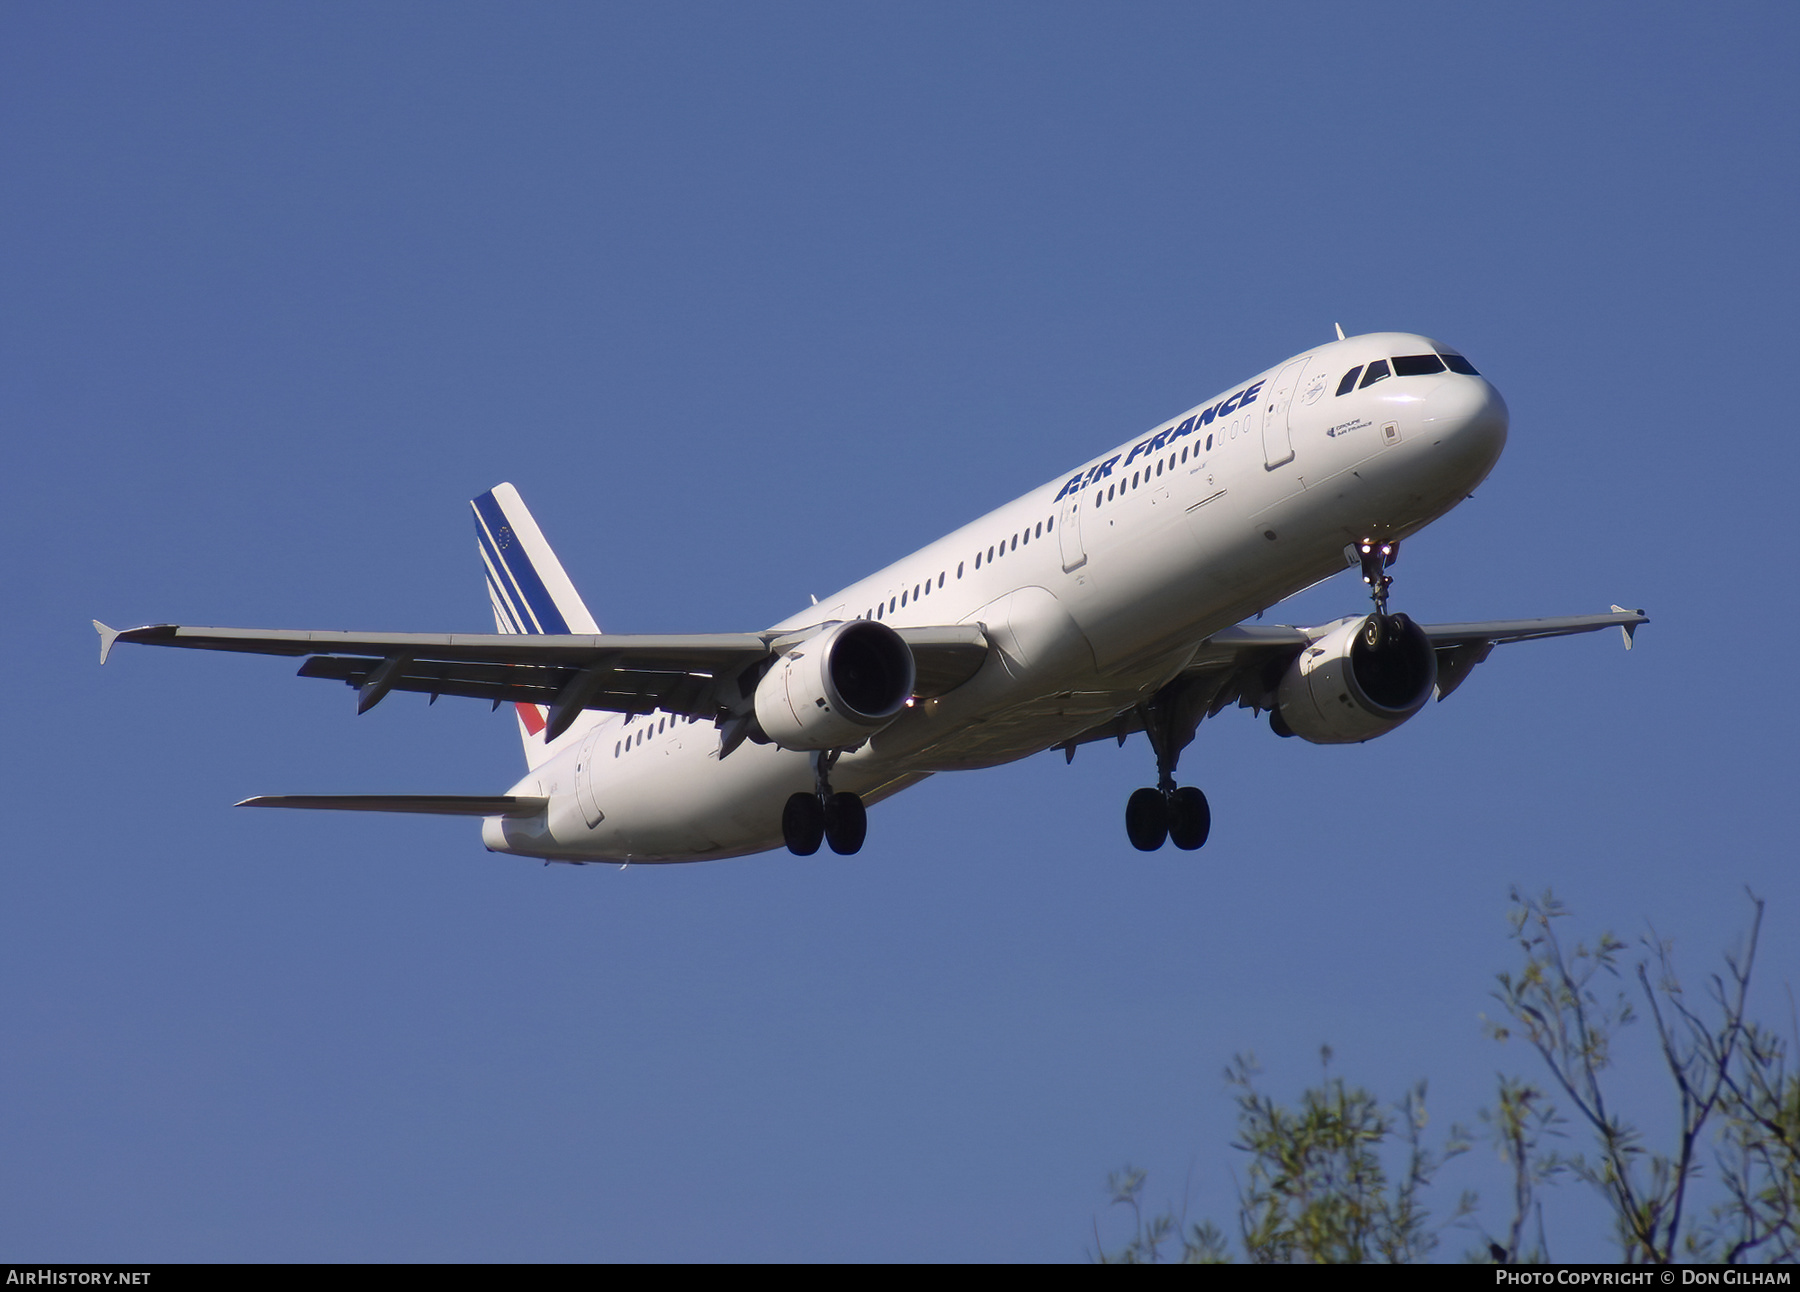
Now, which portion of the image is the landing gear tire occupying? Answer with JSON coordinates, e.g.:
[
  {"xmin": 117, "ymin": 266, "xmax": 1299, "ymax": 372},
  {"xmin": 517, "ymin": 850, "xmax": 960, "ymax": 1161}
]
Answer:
[
  {"xmin": 1126, "ymin": 787, "xmax": 1170, "ymax": 852},
  {"xmin": 1167, "ymin": 786, "xmax": 1210, "ymax": 851},
  {"xmin": 782, "ymin": 792, "xmax": 825, "ymax": 856},
  {"xmin": 824, "ymin": 792, "xmax": 867, "ymax": 855}
]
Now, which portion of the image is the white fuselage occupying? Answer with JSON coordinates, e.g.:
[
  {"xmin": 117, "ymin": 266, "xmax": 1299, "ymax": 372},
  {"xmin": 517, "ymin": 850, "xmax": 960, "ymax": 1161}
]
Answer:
[{"xmin": 485, "ymin": 332, "xmax": 1509, "ymax": 863}]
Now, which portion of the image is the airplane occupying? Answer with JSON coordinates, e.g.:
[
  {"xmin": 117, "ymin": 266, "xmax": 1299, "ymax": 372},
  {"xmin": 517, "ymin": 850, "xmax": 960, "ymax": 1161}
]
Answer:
[{"xmin": 95, "ymin": 330, "xmax": 1646, "ymax": 864}]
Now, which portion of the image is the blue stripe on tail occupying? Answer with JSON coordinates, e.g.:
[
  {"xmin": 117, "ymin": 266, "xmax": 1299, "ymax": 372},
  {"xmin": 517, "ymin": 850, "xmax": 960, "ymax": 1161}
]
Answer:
[{"xmin": 472, "ymin": 490, "xmax": 571, "ymax": 635}]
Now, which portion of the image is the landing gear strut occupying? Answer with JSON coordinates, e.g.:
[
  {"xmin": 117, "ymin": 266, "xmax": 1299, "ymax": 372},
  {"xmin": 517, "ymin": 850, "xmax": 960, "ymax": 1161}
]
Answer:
[
  {"xmin": 1358, "ymin": 539, "xmax": 1398, "ymax": 616},
  {"xmin": 1124, "ymin": 695, "xmax": 1211, "ymax": 852},
  {"xmin": 782, "ymin": 750, "xmax": 867, "ymax": 856},
  {"xmin": 1357, "ymin": 538, "xmax": 1408, "ymax": 649}
]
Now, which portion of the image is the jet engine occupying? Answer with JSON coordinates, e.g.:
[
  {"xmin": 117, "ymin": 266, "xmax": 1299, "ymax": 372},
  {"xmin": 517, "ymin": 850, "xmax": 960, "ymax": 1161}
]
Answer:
[
  {"xmin": 753, "ymin": 620, "xmax": 917, "ymax": 750},
  {"xmin": 1272, "ymin": 613, "xmax": 1438, "ymax": 744}
]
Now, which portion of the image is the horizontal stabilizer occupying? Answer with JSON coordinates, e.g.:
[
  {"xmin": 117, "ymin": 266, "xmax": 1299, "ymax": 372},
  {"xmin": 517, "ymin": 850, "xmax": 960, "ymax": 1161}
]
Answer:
[{"xmin": 236, "ymin": 795, "xmax": 548, "ymax": 817}]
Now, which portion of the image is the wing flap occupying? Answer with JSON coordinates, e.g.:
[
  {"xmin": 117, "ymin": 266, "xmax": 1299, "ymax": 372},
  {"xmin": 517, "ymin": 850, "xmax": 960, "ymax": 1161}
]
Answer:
[{"xmin": 295, "ymin": 655, "xmax": 721, "ymax": 718}]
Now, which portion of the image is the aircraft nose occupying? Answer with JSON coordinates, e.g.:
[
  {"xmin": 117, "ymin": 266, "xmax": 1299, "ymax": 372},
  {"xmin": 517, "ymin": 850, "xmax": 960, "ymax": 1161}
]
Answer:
[{"xmin": 1421, "ymin": 375, "xmax": 1508, "ymax": 474}]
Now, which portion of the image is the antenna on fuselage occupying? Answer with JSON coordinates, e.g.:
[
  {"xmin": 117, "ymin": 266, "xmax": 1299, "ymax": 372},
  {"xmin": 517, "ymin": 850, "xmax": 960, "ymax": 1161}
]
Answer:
[{"xmin": 1334, "ymin": 322, "xmax": 1346, "ymax": 340}]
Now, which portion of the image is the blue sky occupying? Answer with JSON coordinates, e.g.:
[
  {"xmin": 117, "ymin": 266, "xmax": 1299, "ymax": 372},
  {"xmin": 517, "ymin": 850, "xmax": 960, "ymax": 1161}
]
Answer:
[{"xmin": 4, "ymin": 2, "xmax": 1796, "ymax": 1262}]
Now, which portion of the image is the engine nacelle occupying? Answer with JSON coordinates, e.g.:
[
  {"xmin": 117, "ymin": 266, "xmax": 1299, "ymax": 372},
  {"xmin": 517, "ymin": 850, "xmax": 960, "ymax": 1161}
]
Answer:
[
  {"xmin": 753, "ymin": 620, "xmax": 916, "ymax": 750},
  {"xmin": 1273, "ymin": 613, "xmax": 1438, "ymax": 744}
]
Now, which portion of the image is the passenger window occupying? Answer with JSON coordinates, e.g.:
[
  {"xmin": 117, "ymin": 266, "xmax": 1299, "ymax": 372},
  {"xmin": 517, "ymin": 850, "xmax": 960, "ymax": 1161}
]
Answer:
[
  {"xmin": 1156, "ymin": 460, "xmax": 1163, "ymax": 476},
  {"xmin": 1336, "ymin": 366, "xmax": 1363, "ymax": 395},
  {"xmin": 1205, "ymin": 434, "xmax": 1213, "ymax": 451},
  {"xmin": 1359, "ymin": 359, "xmax": 1391, "ymax": 388},
  {"xmin": 1440, "ymin": 352, "xmax": 1481, "ymax": 375},
  {"xmin": 1392, "ymin": 354, "xmax": 1445, "ymax": 377},
  {"xmin": 1107, "ymin": 485, "xmax": 1115, "ymax": 500},
  {"xmin": 988, "ymin": 546, "xmax": 995, "ymax": 560},
  {"xmin": 957, "ymin": 562, "xmax": 963, "ymax": 578},
  {"xmin": 889, "ymin": 597, "xmax": 896, "ymax": 612},
  {"xmin": 914, "ymin": 583, "xmax": 920, "ymax": 599},
  {"xmin": 1034, "ymin": 522, "xmax": 1042, "ymax": 538},
  {"xmin": 1011, "ymin": 535, "xmax": 1018, "ymax": 550},
  {"xmin": 1180, "ymin": 447, "xmax": 1188, "ymax": 462},
  {"xmin": 1046, "ymin": 515, "xmax": 1054, "ymax": 531},
  {"xmin": 939, "ymin": 572, "xmax": 945, "ymax": 587},
  {"xmin": 975, "ymin": 552, "xmax": 982, "ymax": 568}
]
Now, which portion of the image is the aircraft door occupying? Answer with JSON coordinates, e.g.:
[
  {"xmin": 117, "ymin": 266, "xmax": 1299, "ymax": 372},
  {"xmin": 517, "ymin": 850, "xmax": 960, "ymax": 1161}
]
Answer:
[
  {"xmin": 1260, "ymin": 358, "xmax": 1311, "ymax": 470},
  {"xmin": 574, "ymin": 728, "xmax": 606, "ymax": 829},
  {"xmin": 1057, "ymin": 490, "xmax": 1088, "ymax": 572}
]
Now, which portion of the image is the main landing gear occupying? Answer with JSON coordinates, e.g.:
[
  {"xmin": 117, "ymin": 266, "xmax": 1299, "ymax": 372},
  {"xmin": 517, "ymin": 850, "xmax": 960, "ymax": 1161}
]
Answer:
[
  {"xmin": 1124, "ymin": 694, "xmax": 1211, "ymax": 852},
  {"xmin": 1126, "ymin": 784, "xmax": 1210, "ymax": 852},
  {"xmin": 782, "ymin": 750, "xmax": 867, "ymax": 856}
]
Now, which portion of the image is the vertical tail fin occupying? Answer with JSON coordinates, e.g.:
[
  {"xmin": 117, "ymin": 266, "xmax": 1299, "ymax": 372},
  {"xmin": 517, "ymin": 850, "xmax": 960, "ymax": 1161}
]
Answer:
[{"xmin": 471, "ymin": 483, "xmax": 602, "ymax": 768}]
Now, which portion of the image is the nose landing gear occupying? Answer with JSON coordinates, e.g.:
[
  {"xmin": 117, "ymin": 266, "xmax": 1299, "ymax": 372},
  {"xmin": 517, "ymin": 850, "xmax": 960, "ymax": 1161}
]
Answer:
[
  {"xmin": 1356, "ymin": 537, "xmax": 1416, "ymax": 649},
  {"xmin": 1358, "ymin": 539, "xmax": 1398, "ymax": 616},
  {"xmin": 782, "ymin": 750, "xmax": 867, "ymax": 856}
]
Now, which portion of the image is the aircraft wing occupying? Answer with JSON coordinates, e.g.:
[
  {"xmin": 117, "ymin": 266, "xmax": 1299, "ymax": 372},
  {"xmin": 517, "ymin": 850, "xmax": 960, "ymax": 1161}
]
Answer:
[
  {"xmin": 1060, "ymin": 606, "xmax": 1648, "ymax": 754},
  {"xmin": 94, "ymin": 620, "xmax": 991, "ymax": 739},
  {"xmin": 237, "ymin": 795, "xmax": 549, "ymax": 816},
  {"xmin": 1412, "ymin": 606, "xmax": 1647, "ymax": 699}
]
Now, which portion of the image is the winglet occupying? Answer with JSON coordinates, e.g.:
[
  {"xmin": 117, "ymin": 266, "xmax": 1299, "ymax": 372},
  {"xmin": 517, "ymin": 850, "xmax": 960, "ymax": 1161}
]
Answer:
[
  {"xmin": 93, "ymin": 620, "xmax": 122, "ymax": 665},
  {"xmin": 1334, "ymin": 322, "xmax": 1346, "ymax": 341},
  {"xmin": 1609, "ymin": 605, "xmax": 1642, "ymax": 651}
]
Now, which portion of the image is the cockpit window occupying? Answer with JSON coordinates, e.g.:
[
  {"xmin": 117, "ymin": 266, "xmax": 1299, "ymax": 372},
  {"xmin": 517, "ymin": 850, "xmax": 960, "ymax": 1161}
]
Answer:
[
  {"xmin": 1358, "ymin": 359, "xmax": 1391, "ymax": 389},
  {"xmin": 1335, "ymin": 366, "xmax": 1363, "ymax": 396},
  {"xmin": 1439, "ymin": 351, "xmax": 1480, "ymax": 376},
  {"xmin": 1392, "ymin": 354, "xmax": 1446, "ymax": 377}
]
